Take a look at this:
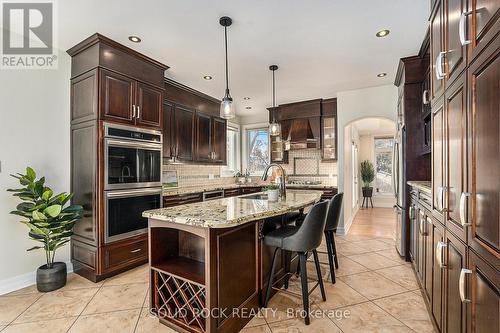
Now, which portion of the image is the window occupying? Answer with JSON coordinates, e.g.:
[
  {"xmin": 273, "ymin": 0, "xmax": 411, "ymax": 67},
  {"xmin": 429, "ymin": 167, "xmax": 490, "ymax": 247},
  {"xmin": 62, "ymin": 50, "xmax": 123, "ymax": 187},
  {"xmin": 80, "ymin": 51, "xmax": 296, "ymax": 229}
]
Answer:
[
  {"xmin": 246, "ymin": 128, "xmax": 269, "ymax": 175},
  {"xmin": 374, "ymin": 137, "xmax": 394, "ymax": 194},
  {"xmin": 221, "ymin": 124, "xmax": 240, "ymax": 177}
]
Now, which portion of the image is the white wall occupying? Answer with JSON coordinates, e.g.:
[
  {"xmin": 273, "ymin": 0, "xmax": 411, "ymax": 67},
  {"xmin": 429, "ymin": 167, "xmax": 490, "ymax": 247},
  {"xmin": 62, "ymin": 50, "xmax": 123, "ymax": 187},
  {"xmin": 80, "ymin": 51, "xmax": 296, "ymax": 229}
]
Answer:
[
  {"xmin": 0, "ymin": 51, "xmax": 72, "ymax": 293},
  {"xmin": 337, "ymin": 85, "xmax": 398, "ymax": 233},
  {"xmin": 340, "ymin": 123, "xmax": 360, "ymax": 233}
]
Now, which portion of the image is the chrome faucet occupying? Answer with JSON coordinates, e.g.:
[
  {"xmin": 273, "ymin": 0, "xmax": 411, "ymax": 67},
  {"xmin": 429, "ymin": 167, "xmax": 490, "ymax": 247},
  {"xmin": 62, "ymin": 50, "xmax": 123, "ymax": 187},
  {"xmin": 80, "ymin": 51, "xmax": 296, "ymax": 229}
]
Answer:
[{"xmin": 261, "ymin": 163, "xmax": 287, "ymax": 198}]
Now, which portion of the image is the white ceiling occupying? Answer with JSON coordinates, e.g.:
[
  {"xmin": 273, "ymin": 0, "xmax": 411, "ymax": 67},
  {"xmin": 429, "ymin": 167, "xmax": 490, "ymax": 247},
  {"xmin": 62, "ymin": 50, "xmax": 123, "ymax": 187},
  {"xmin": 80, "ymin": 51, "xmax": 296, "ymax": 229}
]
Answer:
[
  {"xmin": 353, "ymin": 118, "xmax": 396, "ymax": 136},
  {"xmin": 58, "ymin": 0, "xmax": 429, "ymax": 117}
]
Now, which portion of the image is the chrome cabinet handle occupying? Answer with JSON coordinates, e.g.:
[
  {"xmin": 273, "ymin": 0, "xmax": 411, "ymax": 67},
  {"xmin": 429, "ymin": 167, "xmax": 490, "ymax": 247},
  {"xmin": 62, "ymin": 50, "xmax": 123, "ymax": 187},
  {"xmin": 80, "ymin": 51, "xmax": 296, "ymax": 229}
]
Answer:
[
  {"xmin": 459, "ymin": 192, "xmax": 472, "ymax": 227},
  {"xmin": 137, "ymin": 106, "xmax": 141, "ymax": 119},
  {"xmin": 422, "ymin": 90, "xmax": 430, "ymax": 105},
  {"xmin": 130, "ymin": 248, "xmax": 142, "ymax": 253},
  {"xmin": 459, "ymin": 11, "xmax": 472, "ymax": 46},
  {"xmin": 459, "ymin": 268, "xmax": 472, "ymax": 303},
  {"xmin": 437, "ymin": 186, "xmax": 443, "ymax": 211},
  {"xmin": 132, "ymin": 105, "xmax": 136, "ymax": 118},
  {"xmin": 436, "ymin": 241, "xmax": 447, "ymax": 268},
  {"xmin": 435, "ymin": 52, "xmax": 446, "ymax": 80}
]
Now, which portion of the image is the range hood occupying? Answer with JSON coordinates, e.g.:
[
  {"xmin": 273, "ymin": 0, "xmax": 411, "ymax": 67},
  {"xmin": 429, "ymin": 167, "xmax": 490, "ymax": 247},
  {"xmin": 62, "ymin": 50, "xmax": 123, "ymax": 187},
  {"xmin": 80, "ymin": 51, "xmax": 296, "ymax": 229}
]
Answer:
[{"xmin": 284, "ymin": 118, "xmax": 320, "ymax": 150}]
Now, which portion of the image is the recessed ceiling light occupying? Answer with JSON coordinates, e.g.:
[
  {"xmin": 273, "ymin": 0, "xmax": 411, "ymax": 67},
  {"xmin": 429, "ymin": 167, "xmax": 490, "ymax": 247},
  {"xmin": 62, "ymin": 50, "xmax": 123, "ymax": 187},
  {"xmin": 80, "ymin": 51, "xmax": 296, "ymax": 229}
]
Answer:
[
  {"xmin": 243, "ymin": 97, "xmax": 250, "ymax": 100},
  {"xmin": 377, "ymin": 72, "xmax": 387, "ymax": 77},
  {"xmin": 128, "ymin": 36, "xmax": 142, "ymax": 43},
  {"xmin": 245, "ymin": 106, "xmax": 252, "ymax": 109},
  {"xmin": 203, "ymin": 75, "xmax": 213, "ymax": 80},
  {"xmin": 376, "ymin": 29, "xmax": 390, "ymax": 38}
]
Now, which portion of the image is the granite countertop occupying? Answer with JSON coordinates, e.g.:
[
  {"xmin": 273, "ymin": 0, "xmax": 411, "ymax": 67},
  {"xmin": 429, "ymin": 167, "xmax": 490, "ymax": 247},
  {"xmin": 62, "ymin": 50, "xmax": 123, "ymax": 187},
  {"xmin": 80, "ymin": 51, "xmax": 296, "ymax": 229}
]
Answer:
[
  {"xmin": 407, "ymin": 181, "xmax": 431, "ymax": 194},
  {"xmin": 143, "ymin": 189, "xmax": 323, "ymax": 228},
  {"xmin": 163, "ymin": 182, "xmax": 337, "ymax": 196}
]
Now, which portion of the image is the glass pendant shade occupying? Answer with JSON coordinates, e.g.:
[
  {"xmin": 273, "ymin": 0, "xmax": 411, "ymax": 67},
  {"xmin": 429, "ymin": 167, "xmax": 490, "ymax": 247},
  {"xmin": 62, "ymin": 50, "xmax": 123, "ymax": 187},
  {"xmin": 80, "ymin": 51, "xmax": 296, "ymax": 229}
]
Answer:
[
  {"xmin": 220, "ymin": 95, "xmax": 235, "ymax": 119},
  {"xmin": 269, "ymin": 121, "xmax": 281, "ymax": 136}
]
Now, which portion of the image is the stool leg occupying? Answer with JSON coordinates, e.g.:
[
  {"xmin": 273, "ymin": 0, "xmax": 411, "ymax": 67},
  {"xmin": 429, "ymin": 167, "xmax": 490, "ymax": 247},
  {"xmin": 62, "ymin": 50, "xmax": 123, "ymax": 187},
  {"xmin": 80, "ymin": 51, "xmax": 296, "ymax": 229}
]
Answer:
[
  {"xmin": 325, "ymin": 231, "xmax": 336, "ymax": 284},
  {"xmin": 312, "ymin": 250, "xmax": 326, "ymax": 301},
  {"xmin": 298, "ymin": 252, "xmax": 310, "ymax": 325},
  {"xmin": 370, "ymin": 197, "xmax": 373, "ymax": 208},
  {"xmin": 284, "ymin": 250, "xmax": 291, "ymax": 290},
  {"xmin": 330, "ymin": 230, "xmax": 339, "ymax": 269},
  {"xmin": 264, "ymin": 248, "xmax": 279, "ymax": 307}
]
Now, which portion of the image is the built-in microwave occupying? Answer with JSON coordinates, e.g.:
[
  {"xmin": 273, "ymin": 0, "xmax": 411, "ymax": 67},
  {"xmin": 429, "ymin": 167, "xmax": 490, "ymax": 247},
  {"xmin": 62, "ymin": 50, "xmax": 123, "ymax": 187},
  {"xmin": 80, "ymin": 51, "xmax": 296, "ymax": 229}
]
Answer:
[
  {"xmin": 104, "ymin": 123, "xmax": 162, "ymax": 190},
  {"xmin": 104, "ymin": 187, "xmax": 162, "ymax": 243}
]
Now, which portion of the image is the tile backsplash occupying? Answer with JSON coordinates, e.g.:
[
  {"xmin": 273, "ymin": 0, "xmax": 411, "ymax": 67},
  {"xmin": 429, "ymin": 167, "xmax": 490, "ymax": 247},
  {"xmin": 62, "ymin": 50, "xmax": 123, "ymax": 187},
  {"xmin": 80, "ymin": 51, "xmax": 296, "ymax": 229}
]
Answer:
[{"xmin": 163, "ymin": 149, "xmax": 337, "ymax": 188}]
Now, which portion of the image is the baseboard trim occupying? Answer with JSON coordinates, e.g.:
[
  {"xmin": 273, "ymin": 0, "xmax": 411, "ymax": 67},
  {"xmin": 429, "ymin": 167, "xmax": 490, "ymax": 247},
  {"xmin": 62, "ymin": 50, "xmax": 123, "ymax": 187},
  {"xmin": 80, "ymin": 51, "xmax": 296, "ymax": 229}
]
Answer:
[{"xmin": 0, "ymin": 261, "xmax": 73, "ymax": 295}]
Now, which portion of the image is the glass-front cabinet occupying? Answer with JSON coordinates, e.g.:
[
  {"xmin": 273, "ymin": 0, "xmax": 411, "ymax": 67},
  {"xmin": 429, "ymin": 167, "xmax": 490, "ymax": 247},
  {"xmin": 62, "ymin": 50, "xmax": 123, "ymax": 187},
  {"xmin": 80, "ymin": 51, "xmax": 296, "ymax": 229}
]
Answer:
[
  {"xmin": 321, "ymin": 115, "xmax": 337, "ymax": 160},
  {"xmin": 270, "ymin": 135, "xmax": 286, "ymax": 163}
]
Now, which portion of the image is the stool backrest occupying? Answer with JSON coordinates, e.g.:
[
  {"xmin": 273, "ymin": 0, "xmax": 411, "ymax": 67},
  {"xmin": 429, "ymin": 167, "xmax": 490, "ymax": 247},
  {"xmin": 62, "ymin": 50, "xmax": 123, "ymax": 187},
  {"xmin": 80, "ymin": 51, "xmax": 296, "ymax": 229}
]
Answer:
[
  {"xmin": 283, "ymin": 200, "xmax": 328, "ymax": 252},
  {"xmin": 325, "ymin": 193, "xmax": 343, "ymax": 231}
]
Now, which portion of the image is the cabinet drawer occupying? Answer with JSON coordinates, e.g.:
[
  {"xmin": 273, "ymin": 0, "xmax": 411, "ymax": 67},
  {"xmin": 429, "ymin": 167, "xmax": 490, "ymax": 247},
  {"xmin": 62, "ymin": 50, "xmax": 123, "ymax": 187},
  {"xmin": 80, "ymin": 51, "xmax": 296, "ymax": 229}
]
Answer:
[
  {"xmin": 241, "ymin": 187, "xmax": 261, "ymax": 194},
  {"xmin": 104, "ymin": 238, "xmax": 148, "ymax": 271},
  {"xmin": 224, "ymin": 188, "xmax": 241, "ymax": 197},
  {"xmin": 164, "ymin": 193, "xmax": 203, "ymax": 207}
]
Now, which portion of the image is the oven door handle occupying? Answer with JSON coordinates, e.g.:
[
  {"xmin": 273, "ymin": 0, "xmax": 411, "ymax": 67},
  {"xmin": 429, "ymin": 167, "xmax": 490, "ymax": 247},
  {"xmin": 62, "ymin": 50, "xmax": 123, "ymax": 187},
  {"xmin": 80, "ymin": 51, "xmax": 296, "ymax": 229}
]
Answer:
[
  {"xmin": 106, "ymin": 188, "xmax": 163, "ymax": 198},
  {"xmin": 106, "ymin": 138, "xmax": 162, "ymax": 151}
]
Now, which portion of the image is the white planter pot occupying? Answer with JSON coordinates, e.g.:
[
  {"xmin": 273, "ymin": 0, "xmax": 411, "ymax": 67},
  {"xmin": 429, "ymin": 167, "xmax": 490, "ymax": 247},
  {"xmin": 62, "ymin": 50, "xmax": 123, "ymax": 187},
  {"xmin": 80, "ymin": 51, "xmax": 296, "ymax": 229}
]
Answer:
[{"xmin": 267, "ymin": 190, "xmax": 279, "ymax": 201}]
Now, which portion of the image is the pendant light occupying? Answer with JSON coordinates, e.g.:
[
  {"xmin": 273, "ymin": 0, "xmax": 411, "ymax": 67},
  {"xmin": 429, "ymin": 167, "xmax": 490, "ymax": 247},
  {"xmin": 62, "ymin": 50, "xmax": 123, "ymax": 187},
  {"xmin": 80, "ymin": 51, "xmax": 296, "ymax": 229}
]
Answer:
[
  {"xmin": 219, "ymin": 16, "xmax": 235, "ymax": 119},
  {"xmin": 269, "ymin": 65, "xmax": 281, "ymax": 136}
]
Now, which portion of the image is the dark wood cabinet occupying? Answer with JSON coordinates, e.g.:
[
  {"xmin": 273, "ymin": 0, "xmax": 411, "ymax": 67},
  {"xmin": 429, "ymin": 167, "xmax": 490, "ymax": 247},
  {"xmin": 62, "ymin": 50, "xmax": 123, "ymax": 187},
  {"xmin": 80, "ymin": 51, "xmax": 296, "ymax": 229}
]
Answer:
[
  {"xmin": 467, "ymin": 0, "xmax": 499, "ymax": 64},
  {"xmin": 444, "ymin": 0, "xmax": 468, "ymax": 84},
  {"xmin": 444, "ymin": 73, "xmax": 468, "ymax": 244},
  {"xmin": 212, "ymin": 117, "xmax": 227, "ymax": 164},
  {"xmin": 430, "ymin": 217, "xmax": 445, "ymax": 331},
  {"xmin": 468, "ymin": 36, "xmax": 499, "ymax": 266},
  {"xmin": 443, "ymin": 231, "xmax": 467, "ymax": 333},
  {"xmin": 174, "ymin": 105, "xmax": 196, "ymax": 162},
  {"xmin": 136, "ymin": 82, "xmax": 163, "ymax": 128},
  {"xmin": 100, "ymin": 69, "xmax": 135, "ymax": 123},
  {"xmin": 163, "ymin": 193, "xmax": 203, "ymax": 208},
  {"xmin": 195, "ymin": 112, "xmax": 212, "ymax": 163},
  {"xmin": 468, "ymin": 250, "xmax": 500, "ymax": 333},
  {"xmin": 432, "ymin": 97, "xmax": 445, "ymax": 219},
  {"xmin": 431, "ymin": 0, "xmax": 445, "ymax": 100},
  {"xmin": 100, "ymin": 69, "xmax": 163, "ymax": 128},
  {"xmin": 67, "ymin": 34, "xmax": 168, "ymax": 282},
  {"xmin": 162, "ymin": 101, "xmax": 174, "ymax": 159}
]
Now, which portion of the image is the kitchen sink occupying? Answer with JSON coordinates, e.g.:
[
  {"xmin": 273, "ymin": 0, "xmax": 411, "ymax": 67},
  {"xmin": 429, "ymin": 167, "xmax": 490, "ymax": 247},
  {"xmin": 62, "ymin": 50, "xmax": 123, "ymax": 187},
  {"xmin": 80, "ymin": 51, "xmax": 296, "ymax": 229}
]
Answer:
[{"xmin": 241, "ymin": 194, "xmax": 268, "ymax": 200}]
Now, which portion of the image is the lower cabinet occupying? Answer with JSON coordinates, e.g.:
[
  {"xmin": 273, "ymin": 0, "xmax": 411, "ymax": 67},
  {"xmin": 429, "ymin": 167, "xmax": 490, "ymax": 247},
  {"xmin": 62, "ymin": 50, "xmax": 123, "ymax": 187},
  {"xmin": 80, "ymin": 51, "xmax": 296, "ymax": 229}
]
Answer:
[{"xmin": 409, "ymin": 184, "xmax": 500, "ymax": 333}]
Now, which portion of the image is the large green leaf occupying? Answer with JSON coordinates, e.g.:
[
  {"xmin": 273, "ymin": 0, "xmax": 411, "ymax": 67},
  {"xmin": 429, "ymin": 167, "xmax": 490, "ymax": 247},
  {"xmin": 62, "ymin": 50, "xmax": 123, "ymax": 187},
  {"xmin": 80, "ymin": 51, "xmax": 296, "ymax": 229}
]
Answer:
[
  {"xmin": 59, "ymin": 193, "xmax": 73, "ymax": 206},
  {"xmin": 41, "ymin": 189, "xmax": 53, "ymax": 201},
  {"xmin": 26, "ymin": 167, "xmax": 36, "ymax": 181},
  {"xmin": 44, "ymin": 205, "xmax": 62, "ymax": 218},
  {"xmin": 16, "ymin": 202, "xmax": 35, "ymax": 212},
  {"xmin": 32, "ymin": 211, "xmax": 47, "ymax": 221}
]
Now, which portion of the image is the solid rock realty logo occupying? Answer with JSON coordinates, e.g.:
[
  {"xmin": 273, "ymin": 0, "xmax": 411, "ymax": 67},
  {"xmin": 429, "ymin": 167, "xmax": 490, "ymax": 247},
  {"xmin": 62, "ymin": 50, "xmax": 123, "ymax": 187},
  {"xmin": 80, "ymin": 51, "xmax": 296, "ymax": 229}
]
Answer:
[{"xmin": 1, "ymin": 0, "xmax": 57, "ymax": 69}]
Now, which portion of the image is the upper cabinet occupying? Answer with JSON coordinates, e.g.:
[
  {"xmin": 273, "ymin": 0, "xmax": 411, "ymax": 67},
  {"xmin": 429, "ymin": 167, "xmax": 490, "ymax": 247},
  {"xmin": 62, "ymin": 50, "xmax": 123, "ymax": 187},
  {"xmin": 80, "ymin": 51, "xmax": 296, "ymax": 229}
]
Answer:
[
  {"xmin": 163, "ymin": 80, "xmax": 227, "ymax": 165},
  {"xmin": 67, "ymin": 34, "xmax": 167, "ymax": 129},
  {"xmin": 467, "ymin": 0, "xmax": 499, "ymax": 63},
  {"xmin": 267, "ymin": 98, "xmax": 337, "ymax": 161},
  {"xmin": 431, "ymin": 0, "xmax": 445, "ymax": 100}
]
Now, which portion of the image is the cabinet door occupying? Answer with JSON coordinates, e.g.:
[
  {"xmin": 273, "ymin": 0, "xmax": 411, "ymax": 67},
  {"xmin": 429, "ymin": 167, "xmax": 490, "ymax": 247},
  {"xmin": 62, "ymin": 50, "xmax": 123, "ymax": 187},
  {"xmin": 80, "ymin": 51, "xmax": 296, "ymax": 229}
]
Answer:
[
  {"xmin": 425, "ymin": 214, "xmax": 434, "ymax": 301},
  {"xmin": 468, "ymin": 0, "xmax": 499, "ymax": 63},
  {"xmin": 195, "ymin": 112, "xmax": 212, "ymax": 163},
  {"xmin": 431, "ymin": 0, "xmax": 445, "ymax": 100},
  {"xmin": 430, "ymin": 218, "xmax": 445, "ymax": 331},
  {"xmin": 468, "ymin": 250, "xmax": 500, "ymax": 333},
  {"xmin": 468, "ymin": 37, "xmax": 499, "ymax": 265},
  {"xmin": 174, "ymin": 105, "xmax": 195, "ymax": 162},
  {"xmin": 445, "ymin": 0, "xmax": 468, "ymax": 84},
  {"xmin": 443, "ymin": 231, "xmax": 467, "ymax": 333},
  {"xmin": 100, "ymin": 69, "xmax": 135, "ymax": 123},
  {"xmin": 211, "ymin": 117, "xmax": 227, "ymax": 164},
  {"xmin": 136, "ymin": 82, "xmax": 163, "ymax": 128},
  {"xmin": 162, "ymin": 101, "xmax": 174, "ymax": 159},
  {"xmin": 409, "ymin": 201, "xmax": 417, "ymax": 262},
  {"xmin": 418, "ymin": 209, "xmax": 427, "ymax": 286},
  {"xmin": 432, "ymin": 98, "xmax": 446, "ymax": 220},
  {"xmin": 321, "ymin": 116, "xmax": 337, "ymax": 160},
  {"xmin": 445, "ymin": 74, "xmax": 468, "ymax": 243}
]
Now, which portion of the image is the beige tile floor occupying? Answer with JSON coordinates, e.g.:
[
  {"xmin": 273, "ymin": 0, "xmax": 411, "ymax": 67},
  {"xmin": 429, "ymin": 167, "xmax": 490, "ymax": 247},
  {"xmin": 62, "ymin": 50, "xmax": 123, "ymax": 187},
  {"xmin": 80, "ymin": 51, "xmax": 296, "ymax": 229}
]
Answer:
[{"xmin": 0, "ymin": 208, "xmax": 435, "ymax": 333}]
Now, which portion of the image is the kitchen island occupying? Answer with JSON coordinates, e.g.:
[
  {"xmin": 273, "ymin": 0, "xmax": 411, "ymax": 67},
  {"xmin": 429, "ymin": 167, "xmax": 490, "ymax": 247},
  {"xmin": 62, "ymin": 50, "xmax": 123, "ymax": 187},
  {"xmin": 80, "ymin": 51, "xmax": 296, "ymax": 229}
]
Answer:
[{"xmin": 143, "ymin": 190, "xmax": 322, "ymax": 333}]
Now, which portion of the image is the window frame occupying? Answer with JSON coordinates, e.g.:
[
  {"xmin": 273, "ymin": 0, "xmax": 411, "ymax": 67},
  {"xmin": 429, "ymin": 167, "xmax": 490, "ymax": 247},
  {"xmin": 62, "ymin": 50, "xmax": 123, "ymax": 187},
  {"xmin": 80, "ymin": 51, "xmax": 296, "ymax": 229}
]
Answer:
[
  {"xmin": 373, "ymin": 136, "xmax": 394, "ymax": 196},
  {"xmin": 221, "ymin": 122, "xmax": 241, "ymax": 177},
  {"xmin": 242, "ymin": 123, "xmax": 270, "ymax": 177}
]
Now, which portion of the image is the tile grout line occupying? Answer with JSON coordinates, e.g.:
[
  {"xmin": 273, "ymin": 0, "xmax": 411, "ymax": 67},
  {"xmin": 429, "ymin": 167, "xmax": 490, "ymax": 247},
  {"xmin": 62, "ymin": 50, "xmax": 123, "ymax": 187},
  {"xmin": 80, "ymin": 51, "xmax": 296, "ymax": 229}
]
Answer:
[
  {"xmin": 4, "ymin": 292, "xmax": 43, "ymax": 327},
  {"xmin": 370, "ymin": 300, "xmax": 419, "ymax": 332},
  {"xmin": 133, "ymin": 285, "xmax": 150, "ymax": 333},
  {"xmin": 64, "ymin": 282, "xmax": 106, "ymax": 333}
]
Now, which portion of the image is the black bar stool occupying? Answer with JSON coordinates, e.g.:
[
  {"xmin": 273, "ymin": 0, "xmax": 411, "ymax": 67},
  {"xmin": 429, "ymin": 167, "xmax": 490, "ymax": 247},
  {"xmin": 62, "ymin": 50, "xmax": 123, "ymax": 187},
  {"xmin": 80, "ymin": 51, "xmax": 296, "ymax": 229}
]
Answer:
[
  {"xmin": 263, "ymin": 200, "xmax": 329, "ymax": 325},
  {"xmin": 323, "ymin": 193, "xmax": 343, "ymax": 284}
]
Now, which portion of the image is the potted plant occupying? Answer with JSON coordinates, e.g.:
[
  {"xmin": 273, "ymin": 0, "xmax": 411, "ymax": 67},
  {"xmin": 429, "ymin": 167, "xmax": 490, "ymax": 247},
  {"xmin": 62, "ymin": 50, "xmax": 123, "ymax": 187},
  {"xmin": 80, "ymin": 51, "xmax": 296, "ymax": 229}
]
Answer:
[
  {"xmin": 262, "ymin": 184, "xmax": 280, "ymax": 201},
  {"xmin": 234, "ymin": 171, "xmax": 246, "ymax": 185},
  {"xmin": 8, "ymin": 167, "xmax": 83, "ymax": 292},
  {"xmin": 360, "ymin": 160, "xmax": 375, "ymax": 198}
]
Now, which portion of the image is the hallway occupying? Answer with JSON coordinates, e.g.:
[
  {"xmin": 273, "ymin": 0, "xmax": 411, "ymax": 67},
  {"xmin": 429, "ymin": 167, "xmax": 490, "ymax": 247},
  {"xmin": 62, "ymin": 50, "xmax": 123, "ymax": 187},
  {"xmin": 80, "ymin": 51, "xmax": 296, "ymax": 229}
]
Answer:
[{"xmin": 347, "ymin": 207, "xmax": 396, "ymax": 239}]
